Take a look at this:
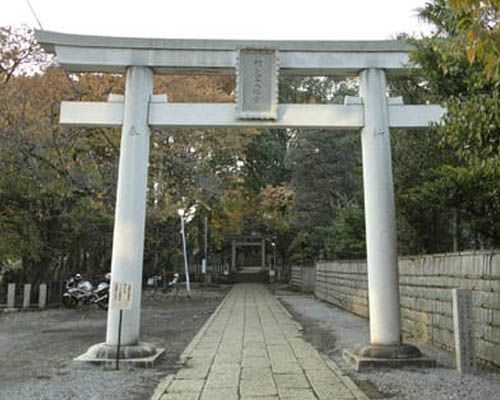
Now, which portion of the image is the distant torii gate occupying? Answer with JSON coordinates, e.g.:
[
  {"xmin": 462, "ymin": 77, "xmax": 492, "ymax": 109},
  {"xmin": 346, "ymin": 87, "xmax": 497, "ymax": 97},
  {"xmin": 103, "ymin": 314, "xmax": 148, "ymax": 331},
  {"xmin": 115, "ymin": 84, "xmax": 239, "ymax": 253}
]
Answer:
[
  {"xmin": 36, "ymin": 30, "xmax": 443, "ymax": 369},
  {"xmin": 229, "ymin": 236, "xmax": 269, "ymax": 271}
]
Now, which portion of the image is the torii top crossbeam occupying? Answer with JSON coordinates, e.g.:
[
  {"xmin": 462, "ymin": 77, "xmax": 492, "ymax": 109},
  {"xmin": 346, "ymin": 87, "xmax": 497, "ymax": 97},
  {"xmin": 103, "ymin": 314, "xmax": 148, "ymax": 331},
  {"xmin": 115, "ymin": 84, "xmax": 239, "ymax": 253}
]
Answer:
[
  {"xmin": 35, "ymin": 30, "xmax": 444, "ymax": 130},
  {"xmin": 36, "ymin": 30, "xmax": 412, "ymax": 75}
]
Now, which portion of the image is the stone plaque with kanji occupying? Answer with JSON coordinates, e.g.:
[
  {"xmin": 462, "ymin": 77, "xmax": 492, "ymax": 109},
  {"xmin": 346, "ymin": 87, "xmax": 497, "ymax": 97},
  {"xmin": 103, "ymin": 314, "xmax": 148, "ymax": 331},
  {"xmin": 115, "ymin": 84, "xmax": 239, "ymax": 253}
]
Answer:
[{"xmin": 236, "ymin": 48, "xmax": 278, "ymax": 120}]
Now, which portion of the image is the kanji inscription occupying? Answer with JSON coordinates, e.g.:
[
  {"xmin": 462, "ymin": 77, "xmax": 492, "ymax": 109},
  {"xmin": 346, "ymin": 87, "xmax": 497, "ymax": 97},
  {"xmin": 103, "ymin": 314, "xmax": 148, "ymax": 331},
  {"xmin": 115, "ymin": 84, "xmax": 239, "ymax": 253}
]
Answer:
[{"xmin": 236, "ymin": 48, "xmax": 278, "ymax": 120}]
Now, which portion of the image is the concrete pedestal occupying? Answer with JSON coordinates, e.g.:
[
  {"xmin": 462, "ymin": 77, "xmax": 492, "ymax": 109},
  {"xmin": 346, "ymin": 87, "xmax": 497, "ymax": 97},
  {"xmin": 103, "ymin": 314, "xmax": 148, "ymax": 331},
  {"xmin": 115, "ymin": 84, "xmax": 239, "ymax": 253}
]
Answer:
[
  {"xmin": 343, "ymin": 344, "xmax": 436, "ymax": 371},
  {"xmin": 75, "ymin": 342, "xmax": 164, "ymax": 368}
]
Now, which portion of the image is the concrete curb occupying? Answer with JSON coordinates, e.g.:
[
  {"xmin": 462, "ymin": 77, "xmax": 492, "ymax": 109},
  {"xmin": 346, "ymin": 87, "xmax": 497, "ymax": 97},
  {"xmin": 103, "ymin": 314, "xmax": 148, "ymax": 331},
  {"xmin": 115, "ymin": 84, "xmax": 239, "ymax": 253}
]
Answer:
[
  {"xmin": 178, "ymin": 287, "xmax": 233, "ymax": 363},
  {"xmin": 150, "ymin": 374, "xmax": 173, "ymax": 400},
  {"xmin": 323, "ymin": 356, "xmax": 370, "ymax": 400},
  {"xmin": 150, "ymin": 287, "xmax": 233, "ymax": 399}
]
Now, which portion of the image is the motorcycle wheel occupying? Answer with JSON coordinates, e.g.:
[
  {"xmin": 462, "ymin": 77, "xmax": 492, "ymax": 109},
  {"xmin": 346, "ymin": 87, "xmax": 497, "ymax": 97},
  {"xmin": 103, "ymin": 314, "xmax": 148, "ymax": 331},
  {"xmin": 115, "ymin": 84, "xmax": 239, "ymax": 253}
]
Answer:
[
  {"xmin": 62, "ymin": 294, "xmax": 77, "ymax": 308},
  {"xmin": 96, "ymin": 297, "xmax": 109, "ymax": 310}
]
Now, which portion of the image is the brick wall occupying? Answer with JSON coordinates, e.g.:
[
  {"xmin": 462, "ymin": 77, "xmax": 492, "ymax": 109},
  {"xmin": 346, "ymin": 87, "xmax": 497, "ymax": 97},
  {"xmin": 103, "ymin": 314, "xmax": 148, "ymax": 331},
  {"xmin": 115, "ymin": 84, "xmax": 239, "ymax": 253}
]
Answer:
[{"xmin": 313, "ymin": 251, "xmax": 500, "ymax": 369}]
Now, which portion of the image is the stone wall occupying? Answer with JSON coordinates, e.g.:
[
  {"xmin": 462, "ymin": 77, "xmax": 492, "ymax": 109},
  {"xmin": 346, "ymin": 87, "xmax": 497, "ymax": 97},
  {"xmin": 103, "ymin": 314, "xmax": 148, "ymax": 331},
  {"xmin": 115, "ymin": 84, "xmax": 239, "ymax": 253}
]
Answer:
[
  {"xmin": 290, "ymin": 265, "xmax": 316, "ymax": 293},
  {"xmin": 290, "ymin": 266, "xmax": 303, "ymax": 290},
  {"xmin": 314, "ymin": 251, "xmax": 500, "ymax": 369}
]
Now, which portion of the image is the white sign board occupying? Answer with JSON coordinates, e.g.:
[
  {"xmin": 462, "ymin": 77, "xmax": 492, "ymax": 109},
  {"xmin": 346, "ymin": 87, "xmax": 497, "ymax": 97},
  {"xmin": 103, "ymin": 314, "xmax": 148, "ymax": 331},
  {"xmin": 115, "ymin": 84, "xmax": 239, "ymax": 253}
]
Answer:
[{"xmin": 111, "ymin": 281, "xmax": 133, "ymax": 310}]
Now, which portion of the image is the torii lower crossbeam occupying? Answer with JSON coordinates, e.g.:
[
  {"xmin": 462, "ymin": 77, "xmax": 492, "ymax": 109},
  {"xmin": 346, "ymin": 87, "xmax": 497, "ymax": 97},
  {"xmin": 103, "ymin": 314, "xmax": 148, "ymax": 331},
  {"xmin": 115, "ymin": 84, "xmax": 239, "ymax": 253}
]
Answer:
[{"xmin": 60, "ymin": 101, "xmax": 444, "ymax": 130}]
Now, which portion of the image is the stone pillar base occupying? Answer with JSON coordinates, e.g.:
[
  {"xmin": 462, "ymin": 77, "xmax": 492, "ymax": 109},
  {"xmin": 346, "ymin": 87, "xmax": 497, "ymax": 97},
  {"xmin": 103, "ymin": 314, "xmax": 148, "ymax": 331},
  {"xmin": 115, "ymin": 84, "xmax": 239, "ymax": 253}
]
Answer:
[
  {"xmin": 74, "ymin": 342, "xmax": 164, "ymax": 368},
  {"xmin": 343, "ymin": 343, "xmax": 436, "ymax": 371}
]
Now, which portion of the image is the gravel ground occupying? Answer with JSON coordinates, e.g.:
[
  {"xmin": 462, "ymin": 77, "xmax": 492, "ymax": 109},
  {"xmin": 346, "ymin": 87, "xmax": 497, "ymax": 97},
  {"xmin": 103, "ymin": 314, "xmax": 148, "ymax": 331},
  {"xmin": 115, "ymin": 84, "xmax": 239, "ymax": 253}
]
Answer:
[
  {"xmin": 0, "ymin": 285, "xmax": 229, "ymax": 400},
  {"xmin": 275, "ymin": 287, "xmax": 500, "ymax": 400}
]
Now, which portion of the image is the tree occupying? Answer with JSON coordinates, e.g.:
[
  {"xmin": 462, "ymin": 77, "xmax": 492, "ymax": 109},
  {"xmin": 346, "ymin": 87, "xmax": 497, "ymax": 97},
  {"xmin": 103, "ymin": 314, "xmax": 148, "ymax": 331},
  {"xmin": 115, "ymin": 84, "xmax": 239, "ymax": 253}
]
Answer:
[
  {"xmin": 0, "ymin": 26, "xmax": 49, "ymax": 84},
  {"xmin": 287, "ymin": 129, "xmax": 363, "ymax": 262},
  {"xmin": 447, "ymin": 0, "xmax": 500, "ymax": 78},
  {"xmin": 384, "ymin": 1, "xmax": 500, "ymax": 253}
]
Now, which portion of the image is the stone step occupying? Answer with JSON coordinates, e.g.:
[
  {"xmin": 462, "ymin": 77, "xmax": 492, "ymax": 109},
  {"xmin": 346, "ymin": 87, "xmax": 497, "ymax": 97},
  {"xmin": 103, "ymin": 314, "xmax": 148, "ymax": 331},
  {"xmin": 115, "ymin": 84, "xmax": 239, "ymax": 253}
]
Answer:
[
  {"xmin": 238, "ymin": 266, "xmax": 262, "ymax": 274},
  {"xmin": 234, "ymin": 269, "xmax": 267, "ymax": 283}
]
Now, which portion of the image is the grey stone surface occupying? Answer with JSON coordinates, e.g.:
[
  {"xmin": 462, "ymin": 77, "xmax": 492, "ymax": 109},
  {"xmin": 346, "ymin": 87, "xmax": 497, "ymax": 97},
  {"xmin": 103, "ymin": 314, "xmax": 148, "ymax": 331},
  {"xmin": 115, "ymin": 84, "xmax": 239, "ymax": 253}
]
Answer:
[
  {"xmin": 36, "ymin": 30, "xmax": 412, "ymax": 52},
  {"xmin": 167, "ymin": 379, "xmax": 204, "ymax": 393},
  {"xmin": 200, "ymin": 388, "xmax": 238, "ymax": 400},
  {"xmin": 35, "ymin": 30, "xmax": 413, "ymax": 76},
  {"xmin": 313, "ymin": 250, "xmax": 500, "ymax": 369},
  {"xmin": 0, "ymin": 288, "xmax": 227, "ymax": 400},
  {"xmin": 74, "ymin": 343, "xmax": 165, "ymax": 368},
  {"xmin": 153, "ymin": 284, "xmax": 366, "ymax": 399},
  {"xmin": 236, "ymin": 49, "xmax": 278, "ymax": 120},
  {"xmin": 280, "ymin": 292, "xmax": 500, "ymax": 400},
  {"xmin": 343, "ymin": 347, "xmax": 436, "ymax": 371}
]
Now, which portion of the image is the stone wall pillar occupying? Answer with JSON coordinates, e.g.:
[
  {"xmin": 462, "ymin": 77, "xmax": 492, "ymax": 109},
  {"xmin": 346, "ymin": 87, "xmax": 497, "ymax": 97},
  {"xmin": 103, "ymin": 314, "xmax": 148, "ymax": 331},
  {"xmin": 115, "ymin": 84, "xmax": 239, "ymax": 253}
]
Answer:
[
  {"xmin": 38, "ymin": 284, "xmax": 47, "ymax": 309},
  {"xmin": 7, "ymin": 283, "xmax": 15, "ymax": 309},
  {"xmin": 23, "ymin": 284, "xmax": 31, "ymax": 309}
]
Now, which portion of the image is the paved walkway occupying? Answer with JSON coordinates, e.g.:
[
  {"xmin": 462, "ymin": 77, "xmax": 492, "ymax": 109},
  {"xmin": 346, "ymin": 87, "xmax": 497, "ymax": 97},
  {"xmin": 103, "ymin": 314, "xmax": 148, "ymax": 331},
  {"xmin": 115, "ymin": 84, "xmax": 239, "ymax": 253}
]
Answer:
[{"xmin": 152, "ymin": 284, "xmax": 367, "ymax": 400}]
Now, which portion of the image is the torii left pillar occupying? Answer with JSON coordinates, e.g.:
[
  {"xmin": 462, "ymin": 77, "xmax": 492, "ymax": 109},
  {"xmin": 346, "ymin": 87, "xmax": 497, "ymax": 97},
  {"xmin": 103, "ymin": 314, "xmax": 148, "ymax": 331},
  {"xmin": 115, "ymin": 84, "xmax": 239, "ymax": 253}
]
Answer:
[{"xmin": 79, "ymin": 67, "xmax": 163, "ymax": 365}]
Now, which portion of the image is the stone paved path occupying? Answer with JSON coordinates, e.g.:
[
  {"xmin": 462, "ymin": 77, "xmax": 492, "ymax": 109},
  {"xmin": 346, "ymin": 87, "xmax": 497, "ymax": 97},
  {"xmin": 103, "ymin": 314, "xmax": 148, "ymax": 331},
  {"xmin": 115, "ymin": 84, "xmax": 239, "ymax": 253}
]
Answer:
[{"xmin": 152, "ymin": 284, "xmax": 367, "ymax": 400}]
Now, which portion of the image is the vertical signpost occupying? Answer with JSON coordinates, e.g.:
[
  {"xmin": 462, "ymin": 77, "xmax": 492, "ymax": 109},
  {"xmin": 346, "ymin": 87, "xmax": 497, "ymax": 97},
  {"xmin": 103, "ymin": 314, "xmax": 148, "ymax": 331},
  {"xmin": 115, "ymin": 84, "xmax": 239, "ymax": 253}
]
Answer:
[
  {"xmin": 453, "ymin": 288, "xmax": 476, "ymax": 374},
  {"xmin": 110, "ymin": 281, "xmax": 133, "ymax": 370}
]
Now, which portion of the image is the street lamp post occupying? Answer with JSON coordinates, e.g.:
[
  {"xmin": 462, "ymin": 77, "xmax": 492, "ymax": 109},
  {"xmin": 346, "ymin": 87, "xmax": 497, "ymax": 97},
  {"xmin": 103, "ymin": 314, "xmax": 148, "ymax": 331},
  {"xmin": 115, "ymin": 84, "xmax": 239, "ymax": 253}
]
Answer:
[
  {"xmin": 271, "ymin": 241, "xmax": 277, "ymax": 280},
  {"xmin": 178, "ymin": 209, "xmax": 191, "ymax": 295},
  {"xmin": 203, "ymin": 216, "xmax": 208, "ymax": 287}
]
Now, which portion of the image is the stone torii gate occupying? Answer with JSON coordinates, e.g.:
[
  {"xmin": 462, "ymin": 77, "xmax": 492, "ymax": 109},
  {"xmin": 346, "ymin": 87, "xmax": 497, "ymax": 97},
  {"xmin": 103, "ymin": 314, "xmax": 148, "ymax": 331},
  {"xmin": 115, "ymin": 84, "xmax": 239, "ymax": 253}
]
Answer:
[
  {"xmin": 230, "ymin": 236, "xmax": 268, "ymax": 272},
  {"xmin": 36, "ymin": 30, "xmax": 444, "ymax": 368}
]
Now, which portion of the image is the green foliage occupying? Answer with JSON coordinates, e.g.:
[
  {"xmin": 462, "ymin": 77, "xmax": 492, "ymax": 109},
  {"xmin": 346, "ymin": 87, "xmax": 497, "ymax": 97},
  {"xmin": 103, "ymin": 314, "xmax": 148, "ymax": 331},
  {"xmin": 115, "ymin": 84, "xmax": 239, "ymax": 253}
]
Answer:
[
  {"xmin": 447, "ymin": 0, "xmax": 500, "ymax": 78},
  {"xmin": 390, "ymin": 0, "xmax": 500, "ymax": 252},
  {"xmin": 323, "ymin": 196, "xmax": 366, "ymax": 260},
  {"xmin": 441, "ymin": 93, "xmax": 499, "ymax": 166},
  {"xmin": 241, "ymin": 129, "xmax": 291, "ymax": 192},
  {"xmin": 287, "ymin": 129, "xmax": 364, "ymax": 262},
  {"xmin": 391, "ymin": 129, "xmax": 457, "ymax": 253}
]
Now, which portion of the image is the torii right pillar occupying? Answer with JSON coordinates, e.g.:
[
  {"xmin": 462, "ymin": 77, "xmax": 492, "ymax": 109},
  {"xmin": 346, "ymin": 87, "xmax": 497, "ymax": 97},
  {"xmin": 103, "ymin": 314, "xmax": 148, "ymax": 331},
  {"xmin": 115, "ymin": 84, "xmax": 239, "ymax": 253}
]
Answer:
[{"xmin": 343, "ymin": 69, "xmax": 435, "ymax": 370}]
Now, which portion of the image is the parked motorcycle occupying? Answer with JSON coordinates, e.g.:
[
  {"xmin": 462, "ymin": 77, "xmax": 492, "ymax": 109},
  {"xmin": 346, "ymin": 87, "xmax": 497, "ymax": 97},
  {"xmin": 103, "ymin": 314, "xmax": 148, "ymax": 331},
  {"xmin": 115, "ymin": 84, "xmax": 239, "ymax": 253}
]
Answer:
[{"xmin": 62, "ymin": 273, "xmax": 109, "ymax": 310}]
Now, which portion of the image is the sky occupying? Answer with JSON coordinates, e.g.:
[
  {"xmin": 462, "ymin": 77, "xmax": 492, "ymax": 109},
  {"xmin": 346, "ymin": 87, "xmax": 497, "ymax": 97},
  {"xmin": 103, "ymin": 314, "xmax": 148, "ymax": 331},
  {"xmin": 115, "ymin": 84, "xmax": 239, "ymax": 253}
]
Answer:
[{"xmin": 1, "ymin": 0, "xmax": 433, "ymax": 40}]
